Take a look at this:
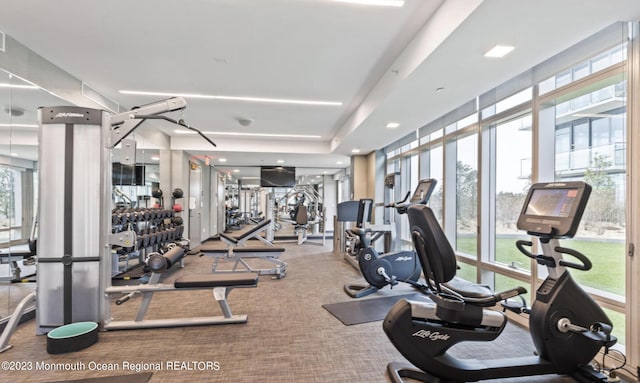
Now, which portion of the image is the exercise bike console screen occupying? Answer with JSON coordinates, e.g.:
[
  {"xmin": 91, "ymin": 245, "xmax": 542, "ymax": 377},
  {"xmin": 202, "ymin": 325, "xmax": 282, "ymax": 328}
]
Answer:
[
  {"xmin": 517, "ymin": 181, "xmax": 591, "ymax": 238},
  {"xmin": 409, "ymin": 178, "xmax": 437, "ymax": 204}
]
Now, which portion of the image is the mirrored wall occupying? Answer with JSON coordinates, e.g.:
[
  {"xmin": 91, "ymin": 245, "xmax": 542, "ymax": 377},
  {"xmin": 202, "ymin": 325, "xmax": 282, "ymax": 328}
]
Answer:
[{"xmin": 0, "ymin": 68, "xmax": 74, "ymax": 319}]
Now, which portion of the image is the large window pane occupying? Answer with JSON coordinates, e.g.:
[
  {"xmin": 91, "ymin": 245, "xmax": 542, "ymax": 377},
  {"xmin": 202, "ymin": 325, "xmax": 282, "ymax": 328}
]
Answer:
[
  {"xmin": 456, "ymin": 133, "xmax": 477, "ymax": 256},
  {"xmin": 494, "ymin": 114, "xmax": 532, "ymax": 271},
  {"xmin": 551, "ymin": 81, "xmax": 626, "ymax": 300}
]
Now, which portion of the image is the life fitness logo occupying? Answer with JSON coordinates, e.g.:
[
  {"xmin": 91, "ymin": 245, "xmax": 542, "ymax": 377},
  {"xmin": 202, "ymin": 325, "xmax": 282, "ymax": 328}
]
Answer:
[
  {"xmin": 54, "ymin": 112, "xmax": 85, "ymax": 118},
  {"xmin": 412, "ymin": 329, "xmax": 451, "ymax": 341}
]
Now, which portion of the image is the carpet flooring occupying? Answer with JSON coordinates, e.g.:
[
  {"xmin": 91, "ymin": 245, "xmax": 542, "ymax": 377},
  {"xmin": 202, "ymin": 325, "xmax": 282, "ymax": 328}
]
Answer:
[{"xmin": 0, "ymin": 242, "xmax": 580, "ymax": 382}]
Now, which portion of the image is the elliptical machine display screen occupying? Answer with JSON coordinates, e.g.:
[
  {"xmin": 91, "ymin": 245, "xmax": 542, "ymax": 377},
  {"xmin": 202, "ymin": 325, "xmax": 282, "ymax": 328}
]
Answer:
[
  {"xmin": 409, "ymin": 179, "xmax": 437, "ymax": 203},
  {"xmin": 517, "ymin": 181, "xmax": 591, "ymax": 238}
]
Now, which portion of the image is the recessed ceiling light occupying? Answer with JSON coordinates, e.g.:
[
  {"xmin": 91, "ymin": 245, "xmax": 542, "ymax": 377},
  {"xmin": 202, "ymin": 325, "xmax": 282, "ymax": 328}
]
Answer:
[
  {"xmin": 336, "ymin": 161, "xmax": 343, "ymax": 165},
  {"xmin": 277, "ymin": 160, "xmax": 284, "ymax": 164},
  {"xmin": 333, "ymin": 0, "xmax": 404, "ymax": 7},
  {"xmin": 233, "ymin": 169, "xmax": 240, "ymax": 173},
  {"xmin": 386, "ymin": 122, "xmax": 400, "ymax": 129},
  {"xmin": 484, "ymin": 45, "xmax": 514, "ymax": 58},
  {"xmin": 219, "ymin": 158, "xmax": 227, "ymax": 162},
  {"xmin": 119, "ymin": 90, "xmax": 342, "ymax": 106},
  {"xmin": 351, "ymin": 149, "xmax": 361, "ymax": 153}
]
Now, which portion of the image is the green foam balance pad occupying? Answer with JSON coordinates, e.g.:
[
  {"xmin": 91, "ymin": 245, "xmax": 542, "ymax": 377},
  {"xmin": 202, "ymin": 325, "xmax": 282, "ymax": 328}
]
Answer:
[{"xmin": 47, "ymin": 321, "xmax": 99, "ymax": 354}]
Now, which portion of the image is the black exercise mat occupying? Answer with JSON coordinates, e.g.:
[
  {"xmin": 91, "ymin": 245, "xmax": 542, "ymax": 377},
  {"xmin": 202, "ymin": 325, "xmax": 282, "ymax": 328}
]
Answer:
[
  {"xmin": 322, "ymin": 292, "xmax": 431, "ymax": 326},
  {"xmin": 47, "ymin": 372, "xmax": 153, "ymax": 383}
]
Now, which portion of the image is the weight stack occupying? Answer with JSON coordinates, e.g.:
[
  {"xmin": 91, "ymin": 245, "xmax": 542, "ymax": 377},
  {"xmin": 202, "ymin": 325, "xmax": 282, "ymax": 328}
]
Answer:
[{"xmin": 36, "ymin": 107, "xmax": 111, "ymax": 334}]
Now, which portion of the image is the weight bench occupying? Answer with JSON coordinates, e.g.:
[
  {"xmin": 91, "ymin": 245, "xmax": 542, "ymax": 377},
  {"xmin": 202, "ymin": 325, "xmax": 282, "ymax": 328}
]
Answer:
[
  {"xmin": 218, "ymin": 219, "xmax": 274, "ymax": 253},
  {"xmin": 104, "ymin": 246, "xmax": 258, "ymax": 330},
  {"xmin": 0, "ymin": 245, "xmax": 36, "ymax": 282},
  {"xmin": 201, "ymin": 245, "xmax": 288, "ymax": 279}
]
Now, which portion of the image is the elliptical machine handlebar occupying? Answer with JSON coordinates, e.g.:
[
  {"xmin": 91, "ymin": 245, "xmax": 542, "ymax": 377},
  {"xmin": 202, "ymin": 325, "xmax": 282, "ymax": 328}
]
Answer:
[{"xmin": 384, "ymin": 191, "xmax": 411, "ymax": 209}]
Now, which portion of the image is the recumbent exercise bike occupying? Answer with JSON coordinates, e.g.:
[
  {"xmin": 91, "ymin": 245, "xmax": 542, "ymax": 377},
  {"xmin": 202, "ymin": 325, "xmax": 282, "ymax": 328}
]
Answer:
[
  {"xmin": 384, "ymin": 181, "xmax": 619, "ymax": 382},
  {"xmin": 344, "ymin": 178, "xmax": 437, "ymax": 298}
]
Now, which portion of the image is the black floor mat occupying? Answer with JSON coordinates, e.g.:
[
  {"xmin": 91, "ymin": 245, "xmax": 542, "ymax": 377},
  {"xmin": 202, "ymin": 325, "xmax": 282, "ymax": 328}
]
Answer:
[{"xmin": 322, "ymin": 292, "xmax": 431, "ymax": 326}]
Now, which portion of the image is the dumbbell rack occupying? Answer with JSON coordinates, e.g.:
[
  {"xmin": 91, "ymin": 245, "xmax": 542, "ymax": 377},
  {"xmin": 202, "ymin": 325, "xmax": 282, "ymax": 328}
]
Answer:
[{"xmin": 111, "ymin": 207, "xmax": 185, "ymax": 277}]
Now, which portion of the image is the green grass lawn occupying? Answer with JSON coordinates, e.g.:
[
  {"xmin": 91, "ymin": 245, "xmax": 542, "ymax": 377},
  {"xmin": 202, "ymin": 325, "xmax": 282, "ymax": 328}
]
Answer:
[{"xmin": 456, "ymin": 236, "xmax": 625, "ymax": 296}]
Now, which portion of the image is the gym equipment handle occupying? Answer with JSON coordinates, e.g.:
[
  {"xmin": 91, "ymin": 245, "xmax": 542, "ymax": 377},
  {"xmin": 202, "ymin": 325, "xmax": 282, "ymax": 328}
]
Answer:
[
  {"xmin": 555, "ymin": 246, "xmax": 592, "ymax": 271},
  {"xmin": 384, "ymin": 191, "xmax": 411, "ymax": 208},
  {"xmin": 515, "ymin": 240, "xmax": 536, "ymax": 259}
]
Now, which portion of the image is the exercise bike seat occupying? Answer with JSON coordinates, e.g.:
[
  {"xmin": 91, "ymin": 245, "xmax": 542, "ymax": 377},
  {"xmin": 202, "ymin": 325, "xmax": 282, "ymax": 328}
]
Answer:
[
  {"xmin": 408, "ymin": 205, "xmax": 527, "ymax": 309},
  {"xmin": 443, "ymin": 277, "xmax": 526, "ymax": 307}
]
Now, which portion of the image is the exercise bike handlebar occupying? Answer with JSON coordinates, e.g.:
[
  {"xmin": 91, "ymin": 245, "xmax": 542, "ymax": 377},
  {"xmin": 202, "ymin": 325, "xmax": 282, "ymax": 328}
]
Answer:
[
  {"xmin": 515, "ymin": 240, "xmax": 592, "ymax": 271},
  {"xmin": 555, "ymin": 246, "xmax": 592, "ymax": 271}
]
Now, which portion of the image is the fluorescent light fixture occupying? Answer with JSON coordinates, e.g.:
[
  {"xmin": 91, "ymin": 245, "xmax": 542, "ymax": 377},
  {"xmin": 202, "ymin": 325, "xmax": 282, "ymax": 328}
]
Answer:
[
  {"xmin": 0, "ymin": 123, "xmax": 38, "ymax": 128},
  {"xmin": 219, "ymin": 158, "xmax": 227, "ymax": 162},
  {"xmin": 336, "ymin": 161, "xmax": 343, "ymax": 165},
  {"xmin": 351, "ymin": 149, "xmax": 361, "ymax": 153},
  {"xmin": 173, "ymin": 130, "xmax": 322, "ymax": 139},
  {"xmin": 242, "ymin": 176, "xmax": 260, "ymax": 180},
  {"xmin": 10, "ymin": 152, "xmax": 19, "ymax": 157},
  {"xmin": 150, "ymin": 156, "xmax": 160, "ymax": 161},
  {"xmin": 333, "ymin": 0, "xmax": 404, "ymax": 7},
  {"xmin": 120, "ymin": 90, "xmax": 342, "ymax": 107},
  {"xmin": 484, "ymin": 45, "xmax": 514, "ymax": 58},
  {"xmin": 233, "ymin": 169, "xmax": 240, "ymax": 173},
  {"xmin": 0, "ymin": 83, "xmax": 39, "ymax": 89},
  {"xmin": 386, "ymin": 122, "xmax": 400, "ymax": 129},
  {"xmin": 277, "ymin": 160, "xmax": 284, "ymax": 164}
]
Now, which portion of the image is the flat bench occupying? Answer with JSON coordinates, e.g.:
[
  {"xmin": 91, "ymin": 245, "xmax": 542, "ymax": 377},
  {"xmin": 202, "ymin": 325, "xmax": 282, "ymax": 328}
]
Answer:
[{"xmin": 104, "ymin": 250, "xmax": 259, "ymax": 330}]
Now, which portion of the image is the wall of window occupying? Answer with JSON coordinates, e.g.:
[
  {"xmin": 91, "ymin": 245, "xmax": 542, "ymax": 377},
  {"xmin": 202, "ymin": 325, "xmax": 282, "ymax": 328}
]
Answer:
[{"xmin": 383, "ymin": 22, "xmax": 635, "ymax": 370}]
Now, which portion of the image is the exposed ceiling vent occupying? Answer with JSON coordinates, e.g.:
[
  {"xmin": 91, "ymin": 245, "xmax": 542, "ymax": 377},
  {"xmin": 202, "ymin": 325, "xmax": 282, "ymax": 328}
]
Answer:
[{"xmin": 0, "ymin": 31, "xmax": 5, "ymax": 52}]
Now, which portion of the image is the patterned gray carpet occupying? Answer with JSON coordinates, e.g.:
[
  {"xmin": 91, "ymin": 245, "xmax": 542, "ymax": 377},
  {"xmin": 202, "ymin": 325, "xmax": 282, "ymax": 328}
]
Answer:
[{"xmin": 1, "ymin": 241, "xmax": 579, "ymax": 382}]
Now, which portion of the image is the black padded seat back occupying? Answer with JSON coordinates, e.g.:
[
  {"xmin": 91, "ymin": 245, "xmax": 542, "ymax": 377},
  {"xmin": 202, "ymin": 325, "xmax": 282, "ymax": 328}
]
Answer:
[
  {"xmin": 296, "ymin": 205, "xmax": 309, "ymax": 225},
  {"xmin": 407, "ymin": 205, "xmax": 457, "ymax": 286}
]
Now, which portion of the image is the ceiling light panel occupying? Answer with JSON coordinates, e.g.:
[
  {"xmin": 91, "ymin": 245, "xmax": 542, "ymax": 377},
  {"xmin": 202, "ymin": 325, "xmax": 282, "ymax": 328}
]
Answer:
[
  {"xmin": 332, "ymin": 0, "xmax": 405, "ymax": 7},
  {"xmin": 120, "ymin": 90, "xmax": 342, "ymax": 106},
  {"xmin": 174, "ymin": 130, "xmax": 322, "ymax": 139},
  {"xmin": 484, "ymin": 45, "xmax": 515, "ymax": 58}
]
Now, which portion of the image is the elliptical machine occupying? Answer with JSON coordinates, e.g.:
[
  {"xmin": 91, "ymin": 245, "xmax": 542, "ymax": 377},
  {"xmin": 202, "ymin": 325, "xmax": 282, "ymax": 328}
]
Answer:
[
  {"xmin": 384, "ymin": 181, "xmax": 618, "ymax": 382},
  {"xmin": 344, "ymin": 179, "xmax": 437, "ymax": 298}
]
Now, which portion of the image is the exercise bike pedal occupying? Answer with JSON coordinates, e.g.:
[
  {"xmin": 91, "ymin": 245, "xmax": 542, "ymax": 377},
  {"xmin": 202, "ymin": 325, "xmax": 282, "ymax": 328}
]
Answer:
[{"xmin": 500, "ymin": 295, "xmax": 529, "ymax": 315}]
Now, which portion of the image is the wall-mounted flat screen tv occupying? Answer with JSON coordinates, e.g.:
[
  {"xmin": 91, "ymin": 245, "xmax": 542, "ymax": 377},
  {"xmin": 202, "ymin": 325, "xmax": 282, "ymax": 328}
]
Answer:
[
  {"xmin": 260, "ymin": 166, "xmax": 295, "ymax": 187},
  {"xmin": 112, "ymin": 163, "xmax": 145, "ymax": 186}
]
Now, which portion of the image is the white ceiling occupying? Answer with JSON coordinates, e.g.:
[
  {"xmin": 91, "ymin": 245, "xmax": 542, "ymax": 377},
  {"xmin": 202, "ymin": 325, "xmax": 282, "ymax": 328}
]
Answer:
[{"xmin": 1, "ymin": 0, "xmax": 640, "ymax": 181}]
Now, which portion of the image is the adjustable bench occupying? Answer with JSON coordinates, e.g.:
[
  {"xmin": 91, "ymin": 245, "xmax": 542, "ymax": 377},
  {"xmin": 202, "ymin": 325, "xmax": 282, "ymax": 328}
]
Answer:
[
  {"xmin": 104, "ymin": 246, "xmax": 258, "ymax": 330},
  {"xmin": 201, "ymin": 220, "xmax": 288, "ymax": 278},
  {"xmin": 207, "ymin": 246, "xmax": 287, "ymax": 279},
  {"xmin": 218, "ymin": 219, "xmax": 274, "ymax": 252}
]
